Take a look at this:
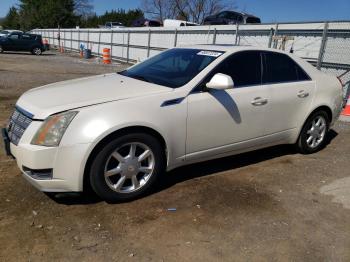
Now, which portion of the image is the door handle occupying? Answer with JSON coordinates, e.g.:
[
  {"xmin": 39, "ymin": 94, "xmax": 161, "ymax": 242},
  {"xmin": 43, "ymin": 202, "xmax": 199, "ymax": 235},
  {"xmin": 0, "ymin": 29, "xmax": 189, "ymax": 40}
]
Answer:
[
  {"xmin": 251, "ymin": 97, "xmax": 268, "ymax": 106},
  {"xmin": 297, "ymin": 90, "xmax": 309, "ymax": 98}
]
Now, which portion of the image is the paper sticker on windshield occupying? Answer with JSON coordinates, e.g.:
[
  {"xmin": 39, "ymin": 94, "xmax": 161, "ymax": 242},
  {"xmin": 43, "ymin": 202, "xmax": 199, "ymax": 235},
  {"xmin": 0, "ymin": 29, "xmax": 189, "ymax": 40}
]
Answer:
[{"xmin": 197, "ymin": 51, "xmax": 223, "ymax": 57}]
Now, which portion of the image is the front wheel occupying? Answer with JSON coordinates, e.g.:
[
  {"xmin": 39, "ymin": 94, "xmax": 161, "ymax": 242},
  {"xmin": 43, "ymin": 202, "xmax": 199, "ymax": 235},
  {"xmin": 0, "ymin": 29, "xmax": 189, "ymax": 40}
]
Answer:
[
  {"xmin": 89, "ymin": 133, "xmax": 165, "ymax": 202},
  {"xmin": 296, "ymin": 110, "xmax": 330, "ymax": 154},
  {"xmin": 31, "ymin": 47, "xmax": 42, "ymax": 55}
]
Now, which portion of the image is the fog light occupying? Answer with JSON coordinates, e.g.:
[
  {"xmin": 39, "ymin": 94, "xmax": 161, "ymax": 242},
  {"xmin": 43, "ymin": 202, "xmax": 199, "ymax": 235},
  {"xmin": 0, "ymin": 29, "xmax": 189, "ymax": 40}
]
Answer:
[{"xmin": 23, "ymin": 166, "xmax": 53, "ymax": 180}]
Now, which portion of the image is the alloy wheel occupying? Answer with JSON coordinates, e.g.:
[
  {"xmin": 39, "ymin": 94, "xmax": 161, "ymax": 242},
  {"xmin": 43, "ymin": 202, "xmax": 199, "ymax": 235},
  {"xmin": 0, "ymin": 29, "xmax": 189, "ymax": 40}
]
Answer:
[
  {"xmin": 104, "ymin": 142, "xmax": 155, "ymax": 193},
  {"xmin": 33, "ymin": 48, "xmax": 42, "ymax": 55},
  {"xmin": 306, "ymin": 115, "xmax": 327, "ymax": 148}
]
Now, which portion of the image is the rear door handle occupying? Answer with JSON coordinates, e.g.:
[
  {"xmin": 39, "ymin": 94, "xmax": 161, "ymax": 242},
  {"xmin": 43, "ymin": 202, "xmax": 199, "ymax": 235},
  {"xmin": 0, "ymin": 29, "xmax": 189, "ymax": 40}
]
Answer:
[
  {"xmin": 251, "ymin": 97, "xmax": 268, "ymax": 106},
  {"xmin": 297, "ymin": 90, "xmax": 309, "ymax": 98}
]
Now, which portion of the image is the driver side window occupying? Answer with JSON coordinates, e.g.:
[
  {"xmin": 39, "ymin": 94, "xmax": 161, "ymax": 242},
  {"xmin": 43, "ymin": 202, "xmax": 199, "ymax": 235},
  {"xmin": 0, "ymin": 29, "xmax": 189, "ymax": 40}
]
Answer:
[{"xmin": 199, "ymin": 51, "xmax": 262, "ymax": 90}]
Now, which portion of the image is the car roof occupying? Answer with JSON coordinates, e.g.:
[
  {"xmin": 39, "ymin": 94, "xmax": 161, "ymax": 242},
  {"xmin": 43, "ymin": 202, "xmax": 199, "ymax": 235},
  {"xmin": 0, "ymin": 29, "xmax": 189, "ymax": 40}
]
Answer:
[
  {"xmin": 7, "ymin": 30, "xmax": 23, "ymax": 33},
  {"xmin": 176, "ymin": 44, "xmax": 286, "ymax": 53},
  {"xmin": 219, "ymin": 10, "xmax": 260, "ymax": 19}
]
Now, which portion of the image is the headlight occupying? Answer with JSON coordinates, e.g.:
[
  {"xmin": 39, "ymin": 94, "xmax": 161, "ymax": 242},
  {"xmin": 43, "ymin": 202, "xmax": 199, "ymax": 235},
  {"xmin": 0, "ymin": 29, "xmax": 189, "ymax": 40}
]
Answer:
[{"xmin": 31, "ymin": 111, "xmax": 78, "ymax": 147}]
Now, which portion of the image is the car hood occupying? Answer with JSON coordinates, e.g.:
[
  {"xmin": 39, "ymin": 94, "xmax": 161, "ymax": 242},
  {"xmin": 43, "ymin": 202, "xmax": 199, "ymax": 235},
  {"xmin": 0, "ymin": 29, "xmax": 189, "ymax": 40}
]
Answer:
[{"xmin": 16, "ymin": 73, "xmax": 172, "ymax": 119}]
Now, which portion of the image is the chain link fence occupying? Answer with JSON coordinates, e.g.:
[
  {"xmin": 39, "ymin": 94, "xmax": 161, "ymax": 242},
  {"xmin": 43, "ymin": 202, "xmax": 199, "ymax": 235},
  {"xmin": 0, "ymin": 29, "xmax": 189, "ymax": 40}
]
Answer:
[{"xmin": 33, "ymin": 21, "xmax": 350, "ymax": 95}]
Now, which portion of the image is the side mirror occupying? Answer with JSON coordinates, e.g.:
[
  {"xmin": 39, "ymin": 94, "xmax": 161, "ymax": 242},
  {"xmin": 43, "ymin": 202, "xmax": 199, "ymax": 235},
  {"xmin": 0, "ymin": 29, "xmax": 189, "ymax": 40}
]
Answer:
[{"xmin": 206, "ymin": 73, "xmax": 234, "ymax": 90}]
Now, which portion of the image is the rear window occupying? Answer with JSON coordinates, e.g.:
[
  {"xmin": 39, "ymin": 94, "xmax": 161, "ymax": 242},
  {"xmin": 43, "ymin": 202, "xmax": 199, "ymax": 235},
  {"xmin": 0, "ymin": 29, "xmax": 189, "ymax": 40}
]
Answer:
[
  {"xmin": 263, "ymin": 52, "xmax": 311, "ymax": 84},
  {"xmin": 22, "ymin": 34, "xmax": 34, "ymax": 40},
  {"xmin": 246, "ymin": 17, "xmax": 261, "ymax": 24}
]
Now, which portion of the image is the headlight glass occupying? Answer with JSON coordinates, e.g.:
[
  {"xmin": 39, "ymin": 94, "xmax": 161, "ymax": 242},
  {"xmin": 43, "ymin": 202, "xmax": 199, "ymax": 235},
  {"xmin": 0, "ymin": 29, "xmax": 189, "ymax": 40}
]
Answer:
[{"xmin": 31, "ymin": 111, "xmax": 78, "ymax": 147}]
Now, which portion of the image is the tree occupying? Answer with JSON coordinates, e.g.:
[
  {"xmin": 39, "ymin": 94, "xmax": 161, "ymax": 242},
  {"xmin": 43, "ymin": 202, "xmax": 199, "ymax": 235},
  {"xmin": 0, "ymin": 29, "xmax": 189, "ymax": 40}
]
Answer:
[
  {"xmin": 18, "ymin": 0, "xmax": 77, "ymax": 30},
  {"xmin": 141, "ymin": 0, "xmax": 178, "ymax": 22},
  {"xmin": 141, "ymin": 0, "xmax": 236, "ymax": 23},
  {"xmin": 74, "ymin": 0, "xmax": 94, "ymax": 19},
  {"xmin": 2, "ymin": 6, "xmax": 20, "ymax": 29},
  {"xmin": 79, "ymin": 9, "xmax": 144, "ymax": 28}
]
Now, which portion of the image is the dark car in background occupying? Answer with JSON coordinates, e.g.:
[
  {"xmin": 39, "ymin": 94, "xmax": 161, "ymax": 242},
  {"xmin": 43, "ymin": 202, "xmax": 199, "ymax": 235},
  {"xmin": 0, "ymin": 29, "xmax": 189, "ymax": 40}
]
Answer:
[
  {"xmin": 0, "ymin": 31, "xmax": 45, "ymax": 55},
  {"xmin": 0, "ymin": 30, "xmax": 23, "ymax": 38},
  {"xmin": 203, "ymin": 11, "xmax": 261, "ymax": 25},
  {"xmin": 132, "ymin": 18, "xmax": 162, "ymax": 27}
]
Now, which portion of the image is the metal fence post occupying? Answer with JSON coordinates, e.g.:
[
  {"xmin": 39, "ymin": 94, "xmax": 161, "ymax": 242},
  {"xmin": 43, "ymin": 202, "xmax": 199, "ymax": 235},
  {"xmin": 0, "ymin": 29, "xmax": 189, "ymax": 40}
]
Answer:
[
  {"xmin": 212, "ymin": 28, "xmax": 217, "ymax": 44},
  {"xmin": 78, "ymin": 29, "xmax": 80, "ymax": 50},
  {"xmin": 70, "ymin": 30, "xmax": 73, "ymax": 51},
  {"xmin": 110, "ymin": 30, "xmax": 114, "ymax": 59},
  {"xmin": 127, "ymin": 30, "xmax": 130, "ymax": 63},
  {"xmin": 147, "ymin": 29, "xmax": 151, "ymax": 57},
  {"xmin": 235, "ymin": 23, "xmax": 240, "ymax": 45},
  {"xmin": 174, "ymin": 29, "xmax": 178, "ymax": 47},
  {"xmin": 87, "ymin": 29, "xmax": 90, "ymax": 49},
  {"xmin": 317, "ymin": 22, "xmax": 329, "ymax": 70},
  {"xmin": 268, "ymin": 27, "xmax": 275, "ymax": 48},
  {"xmin": 273, "ymin": 23, "xmax": 279, "ymax": 49},
  {"xmin": 97, "ymin": 30, "xmax": 101, "ymax": 56}
]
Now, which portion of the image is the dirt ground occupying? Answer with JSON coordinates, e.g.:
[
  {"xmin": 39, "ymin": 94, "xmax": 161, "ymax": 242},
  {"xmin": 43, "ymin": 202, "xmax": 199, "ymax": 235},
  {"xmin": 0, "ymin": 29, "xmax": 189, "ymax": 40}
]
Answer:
[{"xmin": 0, "ymin": 51, "xmax": 350, "ymax": 262}]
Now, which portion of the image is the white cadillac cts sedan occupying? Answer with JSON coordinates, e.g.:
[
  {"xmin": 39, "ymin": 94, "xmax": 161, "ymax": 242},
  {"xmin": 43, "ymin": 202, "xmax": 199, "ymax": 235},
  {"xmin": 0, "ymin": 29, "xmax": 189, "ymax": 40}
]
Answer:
[{"xmin": 2, "ymin": 45, "xmax": 343, "ymax": 202}]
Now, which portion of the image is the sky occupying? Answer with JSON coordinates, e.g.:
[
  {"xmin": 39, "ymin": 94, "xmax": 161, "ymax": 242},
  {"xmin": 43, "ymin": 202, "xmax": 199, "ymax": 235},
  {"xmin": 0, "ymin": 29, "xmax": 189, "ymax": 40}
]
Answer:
[{"xmin": 1, "ymin": 0, "xmax": 349, "ymax": 23}]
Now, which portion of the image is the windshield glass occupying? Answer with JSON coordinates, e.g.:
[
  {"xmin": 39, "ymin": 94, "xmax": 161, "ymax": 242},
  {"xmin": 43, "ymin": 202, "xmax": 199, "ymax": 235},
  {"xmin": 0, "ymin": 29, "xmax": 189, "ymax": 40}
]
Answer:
[
  {"xmin": 0, "ymin": 31, "xmax": 9, "ymax": 35},
  {"xmin": 119, "ymin": 48, "xmax": 224, "ymax": 88},
  {"xmin": 246, "ymin": 17, "xmax": 261, "ymax": 24}
]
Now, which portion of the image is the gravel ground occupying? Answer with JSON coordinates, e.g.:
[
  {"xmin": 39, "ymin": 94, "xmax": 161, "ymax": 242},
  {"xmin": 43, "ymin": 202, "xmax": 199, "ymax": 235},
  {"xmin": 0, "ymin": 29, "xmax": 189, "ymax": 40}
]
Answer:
[{"xmin": 0, "ymin": 51, "xmax": 350, "ymax": 262}]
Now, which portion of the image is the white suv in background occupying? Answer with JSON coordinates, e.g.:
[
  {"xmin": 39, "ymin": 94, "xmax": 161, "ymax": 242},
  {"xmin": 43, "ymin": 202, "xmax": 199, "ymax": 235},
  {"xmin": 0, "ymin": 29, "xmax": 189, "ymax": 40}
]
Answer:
[{"xmin": 2, "ymin": 46, "xmax": 343, "ymax": 202}]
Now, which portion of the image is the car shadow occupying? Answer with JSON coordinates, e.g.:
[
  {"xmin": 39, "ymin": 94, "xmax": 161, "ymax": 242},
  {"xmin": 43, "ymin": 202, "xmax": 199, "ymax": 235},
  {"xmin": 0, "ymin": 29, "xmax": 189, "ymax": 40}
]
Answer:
[
  {"xmin": 2, "ymin": 51, "xmax": 56, "ymax": 56},
  {"xmin": 48, "ymin": 129, "xmax": 338, "ymax": 205}
]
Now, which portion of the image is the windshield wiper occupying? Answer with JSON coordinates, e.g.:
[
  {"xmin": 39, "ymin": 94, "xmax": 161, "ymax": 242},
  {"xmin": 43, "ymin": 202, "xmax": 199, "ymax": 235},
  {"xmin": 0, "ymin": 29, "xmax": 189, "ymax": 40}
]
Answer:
[
  {"xmin": 117, "ymin": 71, "xmax": 154, "ymax": 84},
  {"xmin": 129, "ymin": 74, "xmax": 153, "ymax": 84}
]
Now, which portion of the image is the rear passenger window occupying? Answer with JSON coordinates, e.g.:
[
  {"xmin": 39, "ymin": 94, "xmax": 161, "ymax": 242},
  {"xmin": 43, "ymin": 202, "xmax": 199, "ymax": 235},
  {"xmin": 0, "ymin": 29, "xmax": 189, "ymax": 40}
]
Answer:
[
  {"xmin": 214, "ymin": 51, "xmax": 262, "ymax": 87},
  {"xmin": 22, "ymin": 35, "xmax": 31, "ymax": 40},
  {"xmin": 263, "ymin": 52, "xmax": 311, "ymax": 84}
]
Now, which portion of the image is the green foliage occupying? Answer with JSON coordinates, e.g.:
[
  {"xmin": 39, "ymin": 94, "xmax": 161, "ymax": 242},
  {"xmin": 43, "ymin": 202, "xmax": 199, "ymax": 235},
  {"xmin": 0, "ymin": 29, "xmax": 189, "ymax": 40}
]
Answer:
[
  {"xmin": 78, "ymin": 9, "xmax": 144, "ymax": 28},
  {"xmin": 2, "ymin": 6, "xmax": 21, "ymax": 30},
  {"xmin": 1, "ymin": 0, "xmax": 144, "ymax": 30},
  {"xmin": 19, "ymin": 0, "xmax": 77, "ymax": 30}
]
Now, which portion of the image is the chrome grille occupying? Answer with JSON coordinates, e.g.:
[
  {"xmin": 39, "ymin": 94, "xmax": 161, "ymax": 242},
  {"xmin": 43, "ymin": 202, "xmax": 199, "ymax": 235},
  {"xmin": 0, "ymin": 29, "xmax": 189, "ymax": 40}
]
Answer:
[{"xmin": 7, "ymin": 108, "xmax": 33, "ymax": 145}]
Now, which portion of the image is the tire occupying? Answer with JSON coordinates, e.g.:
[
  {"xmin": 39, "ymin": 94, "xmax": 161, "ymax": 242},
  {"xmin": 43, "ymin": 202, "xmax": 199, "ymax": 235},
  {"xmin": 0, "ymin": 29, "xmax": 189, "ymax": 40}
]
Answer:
[
  {"xmin": 0, "ymin": 45, "xmax": 3, "ymax": 53},
  {"xmin": 31, "ymin": 47, "xmax": 42, "ymax": 55},
  {"xmin": 296, "ymin": 110, "xmax": 330, "ymax": 154},
  {"xmin": 89, "ymin": 133, "xmax": 165, "ymax": 202}
]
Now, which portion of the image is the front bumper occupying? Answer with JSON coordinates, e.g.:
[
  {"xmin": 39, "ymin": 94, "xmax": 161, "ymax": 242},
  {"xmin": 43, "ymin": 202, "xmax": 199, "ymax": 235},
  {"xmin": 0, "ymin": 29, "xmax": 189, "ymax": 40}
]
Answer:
[{"xmin": 9, "ymin": 141, "xmax": 91, "ymax": 192}]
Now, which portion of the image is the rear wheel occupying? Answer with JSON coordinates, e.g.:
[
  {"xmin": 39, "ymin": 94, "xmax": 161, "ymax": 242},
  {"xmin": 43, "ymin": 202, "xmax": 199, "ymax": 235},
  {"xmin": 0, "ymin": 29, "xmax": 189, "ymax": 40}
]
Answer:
[
  {"xmin": 31, "ymin": 47, "xmax": 42, "ymax": 55},
  {"xmin": 296, "ymin": 110, "xmax": 330, "ymax": 154},
  {"xmin": 89, "ymin": 133, "xmax": 165, "ymax": 202}
]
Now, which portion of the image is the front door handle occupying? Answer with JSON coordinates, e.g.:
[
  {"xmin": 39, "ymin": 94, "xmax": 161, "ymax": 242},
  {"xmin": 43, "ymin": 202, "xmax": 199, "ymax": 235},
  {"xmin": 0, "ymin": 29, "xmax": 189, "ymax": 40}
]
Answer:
[
  {"xmin": 297, "ymin": 90, "xmax": 309, "ymax": 98},
  {"xmin": 251, "ymin": 97, "xmax": 268, "ymax": 106}
]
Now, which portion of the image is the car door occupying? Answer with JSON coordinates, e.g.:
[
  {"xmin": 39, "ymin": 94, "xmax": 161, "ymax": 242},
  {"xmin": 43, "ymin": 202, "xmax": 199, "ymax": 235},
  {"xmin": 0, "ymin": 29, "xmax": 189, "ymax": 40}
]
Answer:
[
  {"xmin": 262, "ymin": 51, "xmax": 316, "ymax": 135},
  {"xmin": 20, "ymin": 34, "xmax": 33, "ymax": 51},
  {"xmin": 6, "ymin": 33, "xmax": 21, "ymax": 51},
  {"xmin": 186, "ymin": 51, "xmax": 270, "ymax": 161}
]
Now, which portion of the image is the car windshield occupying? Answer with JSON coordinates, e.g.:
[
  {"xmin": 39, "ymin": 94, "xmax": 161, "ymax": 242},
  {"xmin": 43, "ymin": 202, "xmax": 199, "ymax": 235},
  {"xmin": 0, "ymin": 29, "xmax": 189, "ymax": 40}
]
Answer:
[
  {"xmin": 119, "ymin": 48, "xmax": 224, "ymax": 88},
  {"xmin": 0, "ymin": 30, "xmax": 9, "ymax": 35}
]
